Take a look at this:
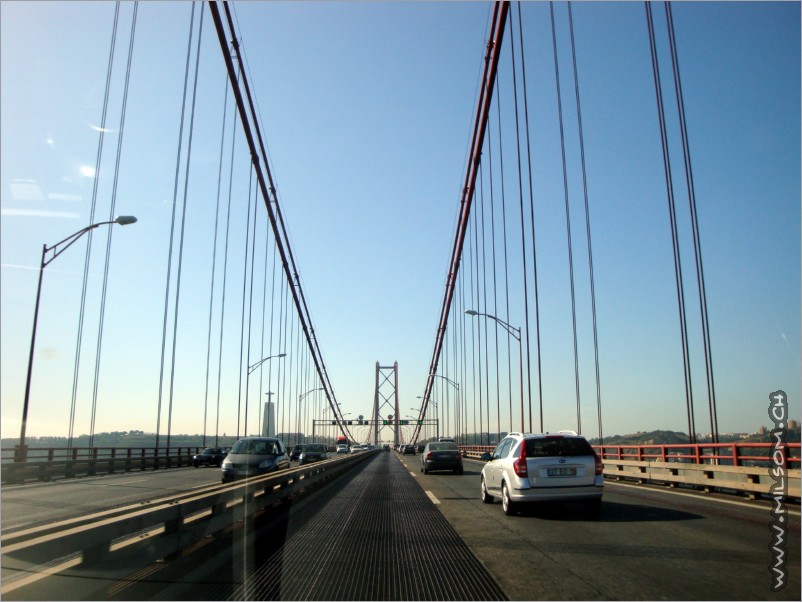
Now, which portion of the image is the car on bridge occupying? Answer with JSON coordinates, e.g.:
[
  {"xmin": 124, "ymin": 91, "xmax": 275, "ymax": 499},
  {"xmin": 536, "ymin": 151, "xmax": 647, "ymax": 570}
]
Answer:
[
  {"xmin": 336, "ymin": 443, "xmax": 349, "ymax": 454},
  {"xmin": 480, "ymin": 432, "xmax": 603, "ymax": 516},
  {"xmin": 192, "ymin": 447, "xmax": 228, "ymax": 468},
  {"xmin": 221, "ymin": 437, "xmax": 290, "ymax": 483},
  {"xmin": 289, "ymin": 444, "xmax": 307, "ymax": 461},
  {"xmin": 420, "ymin": 441, "xmax": 463, "ymax": 474},
  {"xmin": 298, "ymin": 443, "xmax": 329, "ymax": 465}
]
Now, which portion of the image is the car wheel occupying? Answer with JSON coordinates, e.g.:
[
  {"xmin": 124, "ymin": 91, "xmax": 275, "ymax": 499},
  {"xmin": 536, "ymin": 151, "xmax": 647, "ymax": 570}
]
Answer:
[
  {"xmin": 502, "ymin": 482, "xmax": 516, "ymax": 516},
  {"xmin": 423, "ymin": 467, "xmax": 429, "ymax": 475},
  {"xmin": 481, "ymin": 477, "xmax": 493, "ymax": 504},
  {"xmin": 216, "ymin": 458, "xmax": 223, "ymax": 468},
  {"xmin": 193, "ymin": 461, "xmax": 199, "ymax": 468},
  {"xmin": 458, "ymin": 467, "xmax": 464, "ymax": 475}
]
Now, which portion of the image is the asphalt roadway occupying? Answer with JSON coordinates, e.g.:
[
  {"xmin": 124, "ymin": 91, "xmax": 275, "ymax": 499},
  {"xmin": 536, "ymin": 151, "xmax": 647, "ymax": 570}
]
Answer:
[{"xmin": 1, "ymin": 451, "xmax": 799, "ymax": 600}]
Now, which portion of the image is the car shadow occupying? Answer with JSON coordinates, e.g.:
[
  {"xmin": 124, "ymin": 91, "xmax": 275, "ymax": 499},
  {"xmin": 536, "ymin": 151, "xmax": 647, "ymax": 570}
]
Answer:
[{"xmin": 515, "ymin": 499, "xmax": 704, "ymax": 522}]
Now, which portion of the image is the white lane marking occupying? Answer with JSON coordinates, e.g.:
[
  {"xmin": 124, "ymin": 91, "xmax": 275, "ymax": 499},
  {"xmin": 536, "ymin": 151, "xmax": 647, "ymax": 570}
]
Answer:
[
  {"xmin": 410, "ymin": 472, "xmax": 417, "ymax": 477},
  {"xmin": 608, "ymin": 480, "xmax": 801, "ymax": 515},
  {"xmin": 425, "ymin": 490, "xmax": 441, "ymax": 505},
  {"xmin": 96, "ymin": 479, "xmax": 147, "ymax": 487}
]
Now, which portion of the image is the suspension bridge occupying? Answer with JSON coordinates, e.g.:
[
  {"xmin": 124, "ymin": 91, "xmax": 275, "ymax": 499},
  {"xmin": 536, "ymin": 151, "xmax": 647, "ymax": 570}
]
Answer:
[{"xmin": 1, "ymin": 1, "xmax": 799, "ymax": 599}]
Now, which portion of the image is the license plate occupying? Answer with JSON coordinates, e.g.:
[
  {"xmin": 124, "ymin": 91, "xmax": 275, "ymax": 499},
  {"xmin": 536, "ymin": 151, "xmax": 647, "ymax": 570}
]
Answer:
[{"xmin": 547, "ymin": 467, "xmax": 576, "ymax": 477}]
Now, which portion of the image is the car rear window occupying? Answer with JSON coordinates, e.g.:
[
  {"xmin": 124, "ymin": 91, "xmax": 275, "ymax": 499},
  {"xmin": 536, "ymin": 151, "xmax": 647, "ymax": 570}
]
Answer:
[
  {"xmin": 429, "ymin": 443, "xmax": 458, "ymax": 451},
  {"xmin": 307, "ymin": 444, "xmax": 326, "ymax": 452},
  {"xmin": 525, "ymin": 437, "xmax": 594, "ymax": 457}
]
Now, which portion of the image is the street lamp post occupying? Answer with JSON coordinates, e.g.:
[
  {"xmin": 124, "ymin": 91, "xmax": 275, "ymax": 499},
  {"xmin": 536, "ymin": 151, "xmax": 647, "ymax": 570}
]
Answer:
[
  {"xmin": 300, "ymin": 387, "xmax": 323, "ymax": 444},
  {"xmin": 245, "ymin": 354, "xmax": 285, "ymax": 437},
  {"xmin": 17, "ymin": 216, "xmax": 137, "ymax": 463},
  {"xmin": 465, "ymin": 309, "xmax": 524, "ymax": 434},
  {"xmin": 430, "ymin": 373, "xmax": 460, "ymax": 442}
]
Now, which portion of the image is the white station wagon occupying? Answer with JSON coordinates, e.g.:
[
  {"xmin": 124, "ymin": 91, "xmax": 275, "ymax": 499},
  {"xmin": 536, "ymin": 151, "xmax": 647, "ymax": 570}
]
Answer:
[{"xmin": 480, "ymin": 431, "xmax": 603, "ymax": 516}]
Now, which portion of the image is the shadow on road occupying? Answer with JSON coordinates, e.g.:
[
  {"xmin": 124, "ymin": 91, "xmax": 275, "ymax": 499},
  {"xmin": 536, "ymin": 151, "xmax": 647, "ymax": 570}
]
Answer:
[{"xmin": 516, "ymin": 499, "xmax": 704, "ymax": 522}]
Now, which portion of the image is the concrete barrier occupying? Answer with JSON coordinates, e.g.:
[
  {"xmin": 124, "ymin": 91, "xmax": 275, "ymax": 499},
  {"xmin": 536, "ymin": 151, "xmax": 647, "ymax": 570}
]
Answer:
[{"xmin": 602, "ymin": 459, "xmax": 801, "ymax": 499}]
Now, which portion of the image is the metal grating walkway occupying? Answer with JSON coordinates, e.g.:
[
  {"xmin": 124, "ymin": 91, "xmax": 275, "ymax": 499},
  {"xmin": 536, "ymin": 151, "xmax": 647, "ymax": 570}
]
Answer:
[{"xmin": 230, "ymin": 452, "xmax": 506, "ymax": 601}]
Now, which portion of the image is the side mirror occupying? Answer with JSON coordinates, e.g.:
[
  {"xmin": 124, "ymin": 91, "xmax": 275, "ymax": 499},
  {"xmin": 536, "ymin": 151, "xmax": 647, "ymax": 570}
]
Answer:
[{"xmin": 480, "ymin": 452, "xmax": 491, "ymax": 462}]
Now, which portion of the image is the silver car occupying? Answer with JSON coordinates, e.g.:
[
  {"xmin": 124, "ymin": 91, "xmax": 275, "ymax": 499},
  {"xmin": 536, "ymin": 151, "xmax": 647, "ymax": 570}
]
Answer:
[
  {"xmin": 480, "ymin": 431, "xmax": 603, "ymax": 516},
  {"xmin": 221, "ymin": 437, "xmax": 290, "ymax": 483}
]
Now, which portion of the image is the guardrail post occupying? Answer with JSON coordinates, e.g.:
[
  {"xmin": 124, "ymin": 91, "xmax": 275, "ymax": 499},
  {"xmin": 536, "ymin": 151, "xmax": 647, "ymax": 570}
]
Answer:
[
  {"xmin": 88, "ymin": 447, "xmax": 98, "ymax": 476},
  {"xmin": 66, "ymin": 447, "xmax": 77, "ymax": 478}
]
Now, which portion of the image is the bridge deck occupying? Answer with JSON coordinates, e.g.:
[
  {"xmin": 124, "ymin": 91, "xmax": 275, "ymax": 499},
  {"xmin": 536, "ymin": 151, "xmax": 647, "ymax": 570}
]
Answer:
[
  {"xmin": 136, "ymin": 452, "xmax": 506, "ymax": 601},
  {"xmin": 232, "ymin": 452, "xmax": 504, "ymax": 601}
]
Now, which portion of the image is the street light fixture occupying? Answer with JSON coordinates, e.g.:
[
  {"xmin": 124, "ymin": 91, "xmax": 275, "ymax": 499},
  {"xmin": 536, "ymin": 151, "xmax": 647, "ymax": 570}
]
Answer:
[
  {"xmin": 248, "ymin": 352, "xmax": 286, "ymax": 374},
  {"xmin": 465, "ymin": 309, "xmax": 524, "ymax": 433},
  {"xmin": 17, "ymin": 216, "xmax": 138, "ymax": 462}
]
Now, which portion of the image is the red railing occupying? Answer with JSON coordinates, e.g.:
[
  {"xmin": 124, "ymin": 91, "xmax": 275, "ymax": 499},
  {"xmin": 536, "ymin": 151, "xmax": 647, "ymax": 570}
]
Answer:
[
  {"xmin": 593, "ymin": 442, "xmax": 801, "ymax": 468},
  {"xmin": 460, "ymin": 442, "xmax": 802, "ymax": 469}
]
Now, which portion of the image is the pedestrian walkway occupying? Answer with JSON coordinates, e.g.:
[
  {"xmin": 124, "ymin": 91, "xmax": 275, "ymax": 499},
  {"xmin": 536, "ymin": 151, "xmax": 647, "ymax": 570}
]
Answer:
[{"xmin": 230, "ymin": 452, "xmax": 506, "ymax": 600}]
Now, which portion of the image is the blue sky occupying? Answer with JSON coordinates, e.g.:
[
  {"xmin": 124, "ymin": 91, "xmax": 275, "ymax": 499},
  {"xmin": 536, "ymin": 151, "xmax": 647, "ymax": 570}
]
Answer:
[{"xmin": 1, "ymin": 1, "xmax": 799, "ymax": 443}]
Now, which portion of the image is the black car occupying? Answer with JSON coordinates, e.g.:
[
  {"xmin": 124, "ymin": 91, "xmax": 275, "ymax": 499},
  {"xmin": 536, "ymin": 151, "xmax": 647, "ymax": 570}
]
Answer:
[
  {"xmin": 417, "ymin": 443, "xmax": 426, "ymax": 454},
  {"xmin": 289, "ymin": 444, "xmax": 307, "ymax": 461},
  {"xmin": 420, "ymin": 441, "xmax": 463, "ymax": 475},
  {"xmin": 193, "ymin": 447, "xmax": 228, "ymax": 467},
  {"xmin": 402, "ymin": 444, "xmax": 416, "ymax": 455},
  {"xmin": 298, "ymin": 443, "xmax": 329, "ymax": 465}
]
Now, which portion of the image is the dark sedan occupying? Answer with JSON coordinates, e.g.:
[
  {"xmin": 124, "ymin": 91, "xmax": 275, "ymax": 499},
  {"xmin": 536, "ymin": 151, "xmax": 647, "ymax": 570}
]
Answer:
[
  {"xmin": 420, "ymin": 442, "xmax": 463, "ymax": 474},
  {"xmin": 298, "ymin": 443, "xmax": 329, "ymax": 465},
  {"xmin": 402, "ymin": 444, "xmax": 416, "ymax": 455},
  {"xmin": 289, "ymin": 444, "xmax": 307, "ymax": 461},
  {"xmin": 193, "ymin": 447, "xmax": 227, "ymax": 467}
]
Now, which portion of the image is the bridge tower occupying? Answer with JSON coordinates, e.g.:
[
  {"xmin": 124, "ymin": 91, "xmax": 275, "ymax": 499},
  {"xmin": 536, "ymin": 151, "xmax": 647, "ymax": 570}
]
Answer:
[{"xmin": 372, "ymin": 362, "xmax": 400, "ymax": 447}]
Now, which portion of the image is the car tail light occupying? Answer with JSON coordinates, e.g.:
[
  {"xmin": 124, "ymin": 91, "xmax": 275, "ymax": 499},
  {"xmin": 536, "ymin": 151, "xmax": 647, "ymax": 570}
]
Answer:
[
  {"xmin": 594, "ymin": 452, "xmax": 603, "ymax": 475},
  {"xmin": 426, "ymin": 452, "xmax": 433, "ymax": 460},
  {"xmin": 456, "ymin": 451, "xmax": 462, "ymax": 460},
  {"xmin": 513, "ymin": 443, "xmax": 528, "ymax": 478}
]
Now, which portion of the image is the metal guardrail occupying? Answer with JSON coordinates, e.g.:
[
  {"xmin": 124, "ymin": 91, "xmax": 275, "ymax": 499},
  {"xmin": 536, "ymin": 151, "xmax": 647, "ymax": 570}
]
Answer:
[
  {"xmin": 1, "ymin": 450, "xmax": 378, "ymax": 597},
  {"xmin": 1, "ymin": 446, "xmax": 205, "ymax": 484},
  {"xmin": 595, "ymin": 442, "xmax": 801, "ymax": 468}
]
